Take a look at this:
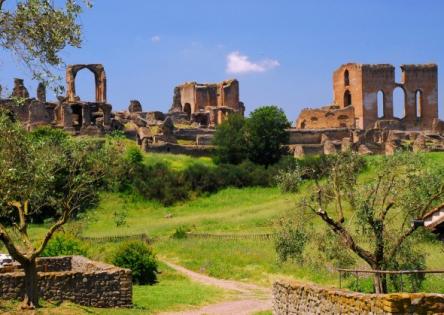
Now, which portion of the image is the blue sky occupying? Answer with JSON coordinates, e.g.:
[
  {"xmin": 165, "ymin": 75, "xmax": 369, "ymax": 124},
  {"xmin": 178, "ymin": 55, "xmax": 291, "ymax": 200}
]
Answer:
[{"xmin": 2, "ymin": 0, "xmax": 444, "ymax": 121}]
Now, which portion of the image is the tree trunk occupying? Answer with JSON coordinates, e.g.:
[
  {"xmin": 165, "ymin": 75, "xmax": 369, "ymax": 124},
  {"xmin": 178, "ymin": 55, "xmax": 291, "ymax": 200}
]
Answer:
[
  {"xmin": 21, "ymin": 259, "xmax": 39, "ymax": 309},
  {"xmin": 373, "ymin": 273, "xmax": 387, "ymax": 294}
]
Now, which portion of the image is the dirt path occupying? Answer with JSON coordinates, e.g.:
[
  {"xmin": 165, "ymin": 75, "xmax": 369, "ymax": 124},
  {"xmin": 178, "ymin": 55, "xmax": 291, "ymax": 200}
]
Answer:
[{"xmin": 161, "ymin": 260, "xmax": 272, "ymax": 315}]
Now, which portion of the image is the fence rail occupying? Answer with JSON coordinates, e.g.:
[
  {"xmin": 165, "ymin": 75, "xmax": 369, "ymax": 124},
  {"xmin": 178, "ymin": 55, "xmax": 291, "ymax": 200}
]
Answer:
[
  {"xmin": 337, "ymin": 268, "xmax": 444, "ymax": 293},
  {"xmin": 185, "ymin": 232, "xmax": 276, "ymax": 240},
  {"xmin": 80, "ymin": 233, "xmax": 152, "ymax": 244}
]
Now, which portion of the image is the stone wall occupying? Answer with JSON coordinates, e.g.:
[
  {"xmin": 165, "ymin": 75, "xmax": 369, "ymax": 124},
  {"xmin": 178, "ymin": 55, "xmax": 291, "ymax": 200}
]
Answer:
[
  {"xmin": 0, "ymin": 256, "xmax": 132, "ymax": 308},
  {"xmin": 295, "ymin": 105, "xmax": 355, "ymax": 129},
  {"xmin": 273, "ymin": 279, "xmax": 444, "ymax": 315}
]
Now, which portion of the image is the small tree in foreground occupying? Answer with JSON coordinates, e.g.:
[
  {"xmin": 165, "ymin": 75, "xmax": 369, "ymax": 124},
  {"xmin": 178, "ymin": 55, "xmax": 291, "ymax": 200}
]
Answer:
[
  {"xmin": 0, "ymin": 113, "xmax": 112, "ymax": 308},
  {"xmin": 213, "ymin": 113, "xmax": 247, "ymax": 164},
  {"xmin": 286, "ymin": 152, "xmax": 444, "ymax": 293},
  {"xmin": 245, "ymin": 106, "xmax": 290, "ymax": 166}
]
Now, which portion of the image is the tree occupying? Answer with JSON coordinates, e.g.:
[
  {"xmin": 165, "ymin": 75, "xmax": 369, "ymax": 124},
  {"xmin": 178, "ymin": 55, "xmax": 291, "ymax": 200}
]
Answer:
[
  {"xmin": 0, "ymin": 113, "xmax": 111, "ymax": 308},
  {"xmin": 245, "ymin": 106, "xmax": 290, "ymax": 166},
  {"xmin": 0, "ymin": 0, "xmax": 91, "ymax": 92},
  {"xmin": 294, "ymin": 152, "xmax": 444, "ymax": 293},
  {"xmin": 213, "ymin": 113, "xmax": 247, "ymax": 164}
]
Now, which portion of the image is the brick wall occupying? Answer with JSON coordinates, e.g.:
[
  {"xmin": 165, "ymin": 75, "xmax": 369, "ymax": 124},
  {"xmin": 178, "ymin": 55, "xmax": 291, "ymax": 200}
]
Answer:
[
  {"xmin": 0, "ymin": 256, "xmax": 132, "ymax": 308},
  {"xmin": 273, "ymin": 279, "xmax": 444, "ymax": 315}
]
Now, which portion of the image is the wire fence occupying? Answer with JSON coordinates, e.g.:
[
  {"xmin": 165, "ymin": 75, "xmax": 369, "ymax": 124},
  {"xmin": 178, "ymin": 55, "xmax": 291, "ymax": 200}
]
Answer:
[
  {"xmin": 80, "ymin": 233, "xmax": 153, "ymax": 244},
  {"xmin": 185, "ymin": 232, "xmax": 276, "ymax": 241},
  {"xmin": 337, "ymin": 268, "xmax": 444, "ymax": 294}
]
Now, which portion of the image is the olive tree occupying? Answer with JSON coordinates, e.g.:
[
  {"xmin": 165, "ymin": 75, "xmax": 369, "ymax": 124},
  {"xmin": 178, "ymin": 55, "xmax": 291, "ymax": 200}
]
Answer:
[
  {"xmin": 290, "ymin": 152, "xmax": 444, "ymax": 293},
  {"xmin": 0, "ymin": 0, "xmax": 91, "ymax": 91},
  {"xmin": 0, "ymin": 113, "xmax": 111, "ymax": 308}
]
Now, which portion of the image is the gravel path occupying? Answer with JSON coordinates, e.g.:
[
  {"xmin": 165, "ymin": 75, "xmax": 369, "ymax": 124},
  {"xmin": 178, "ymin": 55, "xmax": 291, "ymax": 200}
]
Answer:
[{"xmin": 161, "ymin": 260, "xmax": 272, "ymax": 315}]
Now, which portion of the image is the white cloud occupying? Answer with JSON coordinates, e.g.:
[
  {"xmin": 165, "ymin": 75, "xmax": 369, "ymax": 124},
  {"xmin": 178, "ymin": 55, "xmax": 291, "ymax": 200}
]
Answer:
[
  {"xmin": 226, "ymin": 51, "xmax": 280, "ymax": 74},
  {"xmin": 151, "ymin": 35, "xmax": 161, "ymax": 43}
]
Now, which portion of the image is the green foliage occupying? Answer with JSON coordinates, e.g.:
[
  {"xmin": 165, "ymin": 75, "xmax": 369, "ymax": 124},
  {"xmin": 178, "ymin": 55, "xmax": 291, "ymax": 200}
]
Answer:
[
  {"xmin": 316, "ymin": 231, "xmax": 355, "ymax": 269},
  {"xmin": 213, "ymin": 113, "xmax": 247, "ymax": 164},
  {"xmin": 0, "ymin": 0, "xmax": 92, "ymax": 91},
  {"xmin": 125, "ymin": 146, "xmax": 144, "ymax": 165},
  {"xmin": 245, "ymin": 106, "xmax": 290, "ymax": 166},
  {"xmin": 41, "ymin": 233, "xmax": 87, "ymax": 257},
  {"xmin": 275, "ymin": 224, "xmax": 308, "ymax": 263},
  {"xmin": 171, "ymin": 226, "xmax": 189, "ymax": 239},
  {"xmin": 275, "ymin": 166, "xmax": 303, "ymax": 193},
  {"xmin": 112, "ymin": 241, "xmax": 159, "ymax": 285}
]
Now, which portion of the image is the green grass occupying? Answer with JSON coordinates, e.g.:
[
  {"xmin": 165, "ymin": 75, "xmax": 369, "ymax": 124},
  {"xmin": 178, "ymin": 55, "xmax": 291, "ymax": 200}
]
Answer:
[
  {"xmin": 0, "ymin": 262, "xmax": 230, "ymax": 314},
  {"xmin": 83, "ymin": 187, "xmax": 292, "ymax": 238},
  {"xmin": 143, "ymin": 152, "xmax": 214, "ymax": 171},
  {"xmin": 18, "ymin": 151, "xmax": 444, "ymax": 314}
]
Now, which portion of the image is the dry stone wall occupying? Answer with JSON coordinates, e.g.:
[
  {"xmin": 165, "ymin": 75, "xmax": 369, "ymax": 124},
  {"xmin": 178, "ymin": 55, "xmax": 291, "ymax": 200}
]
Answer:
[
  {"xmin": 273, "ymin": 279, "xmax": 444, "ymax": 315},
  {"xmin": 0, "ymin": 256, "xmax": 132, "ymax": 308}
]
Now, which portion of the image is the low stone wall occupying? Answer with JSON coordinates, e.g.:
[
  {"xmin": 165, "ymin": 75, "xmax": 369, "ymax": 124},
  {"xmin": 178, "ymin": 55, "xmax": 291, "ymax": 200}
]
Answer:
[
  {"xmin": 287, "ymin": 128, "xmax": 351, "ymax": 145},
  {"xmin": 273, "ymin": 279, "xmax": 444, "ymax": 315},
  {"xmin": 0, "ymin": 256, "xmax": 132, "ymax": 308}
]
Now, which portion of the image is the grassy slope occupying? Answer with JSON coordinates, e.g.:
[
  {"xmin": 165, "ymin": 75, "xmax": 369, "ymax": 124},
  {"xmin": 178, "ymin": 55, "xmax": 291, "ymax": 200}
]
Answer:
[
  {"xmin": 80, "ymin": 152, "xmax": 444, "ymax": 288},
  {"xmin": 17, "ymin": 151, "xmax": 444, "ymax": 315}
]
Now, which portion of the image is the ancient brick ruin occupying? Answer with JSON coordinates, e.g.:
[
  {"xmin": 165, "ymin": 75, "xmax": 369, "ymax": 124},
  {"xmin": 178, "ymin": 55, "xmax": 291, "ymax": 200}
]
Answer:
[
  {"xmin": 0, "ymin": 256, "xmax": 132, "ymax": 308},
  {"xmin": 290, "ymin": 63, "xmax": 444, "ymax": 157},
  {"xmin": 0, "ymin": 64, "xmax": 115, "ymax": 135},
  {"xmin": 169, "ymin": 79, "xmax": 245, "ymax": 127}
]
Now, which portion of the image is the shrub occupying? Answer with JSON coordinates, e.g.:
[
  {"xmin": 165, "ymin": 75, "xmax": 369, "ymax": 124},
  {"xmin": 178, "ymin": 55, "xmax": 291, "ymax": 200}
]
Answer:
[
  {"xmin": 275, "ymin": 225, "xmax": 308, "ymax": 263},
  {"xmin": 213, "ymin": 113, "xmax": 247, "ymax": 164},
  {"xmin": 275, "ymin": 166, "xmax": 303, "ymax": 193},
  {"xmin": 171, "ymin": 226, "xmax": 189, "ymax": 239},
  {"xmin": 183, "ymin": 163, "xmax": 219, "ymax": 193},
  {"xmin": 112, "ymin": 241, "xmax": 159, "ymax": 285},
  {"xmin": 41, "ymin": 233, "xmax": 87, "ymax": 257},
  {"xmin": 135, "ymin": 162, "xmax": 189, "ymax": 206}
]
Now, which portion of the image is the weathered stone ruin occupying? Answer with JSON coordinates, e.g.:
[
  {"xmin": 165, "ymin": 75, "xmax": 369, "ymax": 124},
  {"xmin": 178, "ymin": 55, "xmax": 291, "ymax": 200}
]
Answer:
[
  {"xmin": 114, "ymin": 79, "xmax": 244, "ymax": 154},
  {"xmin": 0, "ymin": 256, "xmax": 132, "ymax": 308},
  {"xmin": 0, "ymin": 64, "xmax": 116, "ymax": 135},
  {"xmin": 290, "ymin": 63, "xmax": 444, "ymax": 156},
  {"xmin": 169, "ymin": 79, "xmax": 245, "ymax": 127}
]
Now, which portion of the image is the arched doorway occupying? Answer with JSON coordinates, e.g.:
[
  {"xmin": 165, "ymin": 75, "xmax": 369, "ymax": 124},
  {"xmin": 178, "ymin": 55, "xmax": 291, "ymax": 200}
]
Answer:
[
  {"xmin": 416, "ymin": 90, "xmax": 423, "ymax": 119},
  {"xmin": 377, "ymin": 90, "xmax": 384, "ymax": 118},
  {"xmin": 75, "ymin": 70, "xmax": 96, "ymax": 102},
  {"xmin": 183, "ymin": 103, "xmax": 191, "ymax": 119},
  {"xmin": 393, "ymin": 87, "xmax": 406, "ymax": 118},
  {"xmin": 344, "ymin": 70, "xmax": 350, "ymax": 86},
  {"xmin": 344, "ymin": 90, "xmax": 352, "ymax": 107}
]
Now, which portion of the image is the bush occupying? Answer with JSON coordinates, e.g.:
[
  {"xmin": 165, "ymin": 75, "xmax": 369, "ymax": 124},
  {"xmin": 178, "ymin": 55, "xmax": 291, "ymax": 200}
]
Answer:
[
  {"xmin": 275, "ymin": 167, "xmax": 303, "ymax": 193},
  {"xmin": 213, "ymin": 113, "xmax": 247, "ymax": 164},
  {"xmin": 112, "ymin": 241, "xmax": 159, "ymax": 285},
  {"xmin": 41, "ymin": 233, "xmax": 87, "ymax": 257},
  {"xmin": 171, "ymin": 226, "xmax": 189, "ymax": 239},
  {"xmin": 135, "ymin": 162, "xmax": 189, "ymax": 206}
]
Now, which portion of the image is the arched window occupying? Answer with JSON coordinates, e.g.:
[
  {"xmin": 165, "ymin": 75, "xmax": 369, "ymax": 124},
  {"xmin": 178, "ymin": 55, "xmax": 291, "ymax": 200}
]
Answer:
[
  {"xmin": 344, "ymin": 90, "xmax": 352, "ymax": 107},
  {"xmin": 377, "ymin": 90, "xmax": 384, "ymax": 118},
  {"xmin": 344, "ymin": 70, "xmax": 350, "ymax": 86},
  {"xmin": 416, "ymin": 90, "xmax": 422, "ymax": 118},
  {"xmin": 75, "ymin": 70, "xmax": 96, "ymax": 101},
  {"xmin": 393, "ymin": 87, "xmax": 406, "ymax": 118},
  {"xmin": 183, "ymin": 103, "xmax": 191, "ymax": 119}
]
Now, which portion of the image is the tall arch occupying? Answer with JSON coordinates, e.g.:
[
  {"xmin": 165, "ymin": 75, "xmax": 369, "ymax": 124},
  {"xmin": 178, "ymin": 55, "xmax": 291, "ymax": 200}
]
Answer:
[
  {"xmin": 183, "ymin": 103, "xmax": 191, "ymax": 119},
  {"xmin": 393, "ymin": 86, "xmax": 406, "ymax": 119},
  {"xmin": 66, "ymin": 64, "xmax": 107, "ymax": 103},
  {"xmin": 377, "ymin": 90, "xmax": 384, "ymax": 118},
  {"xmin": 415, "ymin": 90, "xmax": 423, "ymax": 119},
  {"xmin": 344, "ymin": 90, "xmax": 352, "ymax": 107},
  {"xmin": 344, "ymin": 70, "xmax": 350, "ymax": 86}
]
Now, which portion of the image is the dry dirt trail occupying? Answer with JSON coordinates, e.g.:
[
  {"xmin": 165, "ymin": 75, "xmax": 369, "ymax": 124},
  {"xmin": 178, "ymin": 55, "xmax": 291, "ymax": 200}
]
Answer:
[{"xmin": 160, "ymin": 260, "xmax": 272, "ymax": 315}]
